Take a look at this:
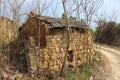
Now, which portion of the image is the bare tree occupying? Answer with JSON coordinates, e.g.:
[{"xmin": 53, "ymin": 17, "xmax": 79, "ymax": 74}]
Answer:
[
  {"xmin": 94, "ymin": 10, "xmax": 119, "ymax": 51},
  {"xmin": 59, "ymin": 0, "xmax": 103, "ymax": 75},
  {"xmin": 81, "ymin": 0, "xmax": 103, "ymax": 24},
  {"xmin": 0, "ymin": 0, "xmax": 4, "ymax": 54},
  {"xmin": 8, "ymin": 0, "xmax": 25, "ymax": 27},
  {"xmin": 60, "ymin": 0, "xmax": 70, "ymax": 75}
]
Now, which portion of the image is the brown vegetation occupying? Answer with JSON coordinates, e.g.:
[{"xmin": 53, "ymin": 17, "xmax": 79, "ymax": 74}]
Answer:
[{"xmin": 94, "ymin": 21, "xmax": 120, "ymax": 47}]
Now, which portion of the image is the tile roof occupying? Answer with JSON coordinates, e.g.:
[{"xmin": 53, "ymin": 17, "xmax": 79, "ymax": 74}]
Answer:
[{"xmin": 39, "ymin": 16, "xmax": 87, "ymax": 28}]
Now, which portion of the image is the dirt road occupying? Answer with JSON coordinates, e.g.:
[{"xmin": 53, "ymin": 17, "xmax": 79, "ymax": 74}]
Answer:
[{"xmin": 96, "ymin": 45, "xmax": 120, "ymax": 80}]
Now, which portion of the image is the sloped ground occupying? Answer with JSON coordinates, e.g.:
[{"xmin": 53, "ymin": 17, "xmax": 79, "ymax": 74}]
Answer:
[
  {"xmin": 0, "ymin": 50, "xmax": 103, "ymax": 80},
  {"xmin": 0, "ymin": 46, "xmax": 105, "ymax": 80}
]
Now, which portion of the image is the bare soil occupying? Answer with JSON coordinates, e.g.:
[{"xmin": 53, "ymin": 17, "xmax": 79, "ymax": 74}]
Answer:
[{"xmin": 95, "ymin": 45, "xmax": 120, "ymax": 80}]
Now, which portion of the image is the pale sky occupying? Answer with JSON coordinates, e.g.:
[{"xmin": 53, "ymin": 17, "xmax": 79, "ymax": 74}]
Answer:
[
  {"xmin": 1, "ymin": 0, "xmax": 119, "ymax": 27},
  {"xmin": 20, "ymin": 0, "xmax": 120, "ymax": 29},
  {"xmin": 23, "ymin": 0, "xmax": 120, "ymax": 17},
  {"xmin": 101, "ymin": 0, "xmax": 120, "ymax": 11},
  {"xmin": 98, "ymin": 0, "xmax": 120, "ymax": 23}
]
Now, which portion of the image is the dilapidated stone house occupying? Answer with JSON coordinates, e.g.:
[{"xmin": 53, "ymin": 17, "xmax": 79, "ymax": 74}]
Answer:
[{"xmin": 10, "ymin": 12, "xmax": 93, "ymax": 73}]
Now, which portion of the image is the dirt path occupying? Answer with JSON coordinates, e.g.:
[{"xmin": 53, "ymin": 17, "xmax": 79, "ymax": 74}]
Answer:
[{"xmin": 96, "ymin": 46, "xmax": 120, "ymax": 80}]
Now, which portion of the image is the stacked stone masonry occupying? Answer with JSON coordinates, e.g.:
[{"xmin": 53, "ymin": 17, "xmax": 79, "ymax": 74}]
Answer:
[
  {"xmin": 12, "ymin": 13, "xmax": 93, "ymax": 73},
  {"xmin": 29, "ymin": 29, "xmax": 93, "ymax": 73}
]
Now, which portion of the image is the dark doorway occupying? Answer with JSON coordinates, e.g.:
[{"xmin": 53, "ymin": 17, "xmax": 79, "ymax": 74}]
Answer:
[
  {"xmin": 40, "ymin": 26, "xmax": 46, "ymax": 48},
  {"xmin": 67, "ymin": 51, "xmax": 73, "ymax": 62}
]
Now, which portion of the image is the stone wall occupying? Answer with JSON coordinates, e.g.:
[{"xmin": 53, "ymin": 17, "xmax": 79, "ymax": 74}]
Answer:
[{"xmin": 29, "ymin": 28, "xmax": 93, "ymax": 73}]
